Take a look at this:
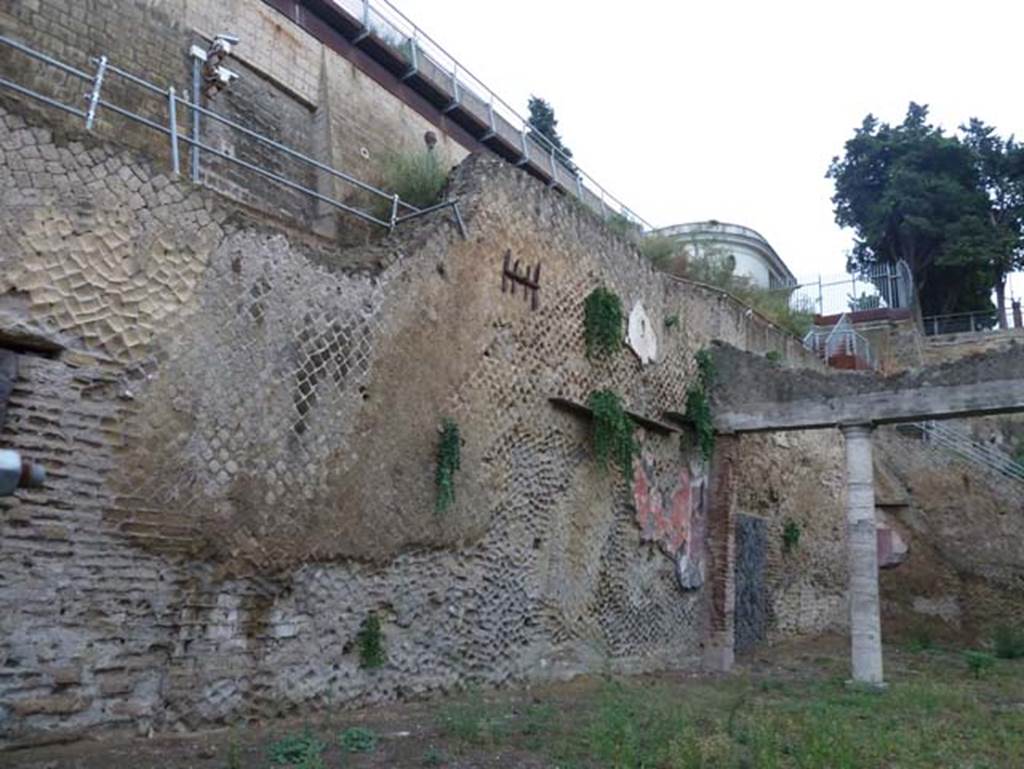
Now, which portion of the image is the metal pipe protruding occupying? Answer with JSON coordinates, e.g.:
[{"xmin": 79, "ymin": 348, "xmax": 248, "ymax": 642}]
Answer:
[{"xmin": 0, "ymin": 449, "xmax": 45, "ymax": 496}]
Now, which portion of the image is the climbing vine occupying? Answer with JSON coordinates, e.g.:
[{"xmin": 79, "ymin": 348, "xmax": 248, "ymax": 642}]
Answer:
[
  {"xmin": 356, "ymin": 612, "xmax": 386, "ymax": 669},
  {"xmin": 583, "ymin": 287, "xmax": 624, "ymax": 359},
  {"xmin": 588, "ymin": 389, "xmax": 638, "ymax": 478},
  {"xmin": 435, "ymin": 418, "xmax": 461, "ymax": 514},
  {"xmin": 683, "ymin": 349, "xmax": 717, "ymax": 462}
]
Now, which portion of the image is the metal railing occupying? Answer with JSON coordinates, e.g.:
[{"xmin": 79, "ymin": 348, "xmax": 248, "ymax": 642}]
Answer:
[
  {"xmin": 917, "ymin": 420, "xmax": 1024, "ymax": 489},
  {"xmin": 922, "ymin": 304, "xmax": 1023, "ymax": 336},
  {"xmin": 781, "ymin": 261, "xmax": 913, "ymax": 317},
  {"xmin": 332, "ymin": 0, "xmax": 654, "ymax": 231},
  {"xmin": 803, "ymin": 313, "xmax": 877, "ymax": 369},
  {"xmin": 0, "ymin": 33, "xmax": 466, "ymax": 235}
]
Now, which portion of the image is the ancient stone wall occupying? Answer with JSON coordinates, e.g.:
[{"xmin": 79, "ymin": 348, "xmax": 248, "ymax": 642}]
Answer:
[
  {"xmin": 0, "ymin": 0, "xmax": 469, "ymax": 240},
  {"xmin": 0, "ymin": 94, "xmax": 851, "ymax": 746},
  {"xmin": 874, "ymin": 426, "xmax": 1024, "ymax": 640}
]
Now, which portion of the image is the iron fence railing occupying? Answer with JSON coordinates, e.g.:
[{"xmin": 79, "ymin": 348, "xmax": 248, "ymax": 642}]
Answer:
[
  {"xmin": 330, "ymin": 0, "xmax": 654, "ymax": 231},
  {"xmin": 917, "ymin": 420, "xmax": 1024, "ymax": 489},
  {"xmin": 782, "ymin": 261, "xmax": 912, "ymax": 317},
  {"xmin": 922, "ymin": 304, "xmax": 1023, "ymax": 336},
  {"xmin": 0, "ymin": 33, "xmax": 467, "ymax": 235},
  {"xmin": 803, "ymin": 312, "xmax": 877, "ymax": 370}
]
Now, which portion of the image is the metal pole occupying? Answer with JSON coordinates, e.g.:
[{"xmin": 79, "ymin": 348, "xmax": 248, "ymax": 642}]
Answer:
[
  {"xmin": 818, "ymin": 275, "xmax": 824, "ymax": 315},
  {"xmin": 167, "ymin": 86, "xmax": 180, "ymax": 176},
  {"xmin": 84, "ymin": 55, "xmax": 107, "ymax": 130},
  {"xmin": 191, "ymin": 55, "xmax": 201, "ymax": 182},
  {"xmin": 388, "ymin": 193, "xmax": 399, "ymax": 233}
]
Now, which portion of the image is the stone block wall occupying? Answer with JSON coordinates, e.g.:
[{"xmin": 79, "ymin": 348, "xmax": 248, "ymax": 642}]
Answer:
[
  {"xmin": 0, "ymin": 0, "xmax": 469, "ymax": 242},
  {"xmin": 0, "ymin": 92, "xmax": 852, "ymax": 746}
]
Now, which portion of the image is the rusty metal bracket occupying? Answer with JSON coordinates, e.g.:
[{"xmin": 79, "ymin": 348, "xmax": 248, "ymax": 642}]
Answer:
[{"xmin": 501, "ymin": 250, "xmax": 541, "ymax": 310}]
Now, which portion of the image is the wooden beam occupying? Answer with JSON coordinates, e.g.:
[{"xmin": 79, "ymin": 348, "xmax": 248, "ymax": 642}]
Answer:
[{"xmin": 549, "ymin": 397, "xmax": 680, "ymax": 435}]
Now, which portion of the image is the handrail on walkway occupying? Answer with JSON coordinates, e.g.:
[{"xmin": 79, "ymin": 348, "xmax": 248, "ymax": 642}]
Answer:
[{"xmin": 0, "ymin": 33, "xmax": 467, "ymax": 237}]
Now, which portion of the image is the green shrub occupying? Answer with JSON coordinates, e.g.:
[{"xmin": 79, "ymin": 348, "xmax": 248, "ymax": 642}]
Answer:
[
  {"xmin": 993, "ymin": 625, "xmax": 1024, "ymax": 659},
  {"xmin": 435, "ymin": 418, "xmax": 461, "ymax": 514},
  {"xmin": 782, "ymin": 520, "xmax": 801, "ymax": 553},
  {"xmin": 606, "ymin": 212, "xmax": 637, "ymax": 239},
  {"xmin": 583, "ymin": 287, "xmax": 624, "ymax": 359},
  {"xmin": 588, "ymin": 390, "xmax": 638, "ymax": 478},
  {"xmin": 964, "ymin": 650, "xmax": 996, "ymax": 679},
  {"xmin": 639, "ymin": 235, "xmax": 680, "ymax": 268},
  {"xmin": 356, "ymin": 612, "xmax": 386, "ymax": 669},
  {"xmin": 765, "ymin": 350, "xmax": 783, "ymax": 365},
  {"xmin": 380, "ymin": 150, "xmax": 448, "ymax": 213},
  {"xmin": 339, "ymin": 726, "xmax": 377, "ymax": 753},
  {"xmin": 664, "ymin": 313, "xmax": 679, "ymax": 329},
  {"xmin": 267, "ymin": 727, "xmax": 325, "ymax": 767}
]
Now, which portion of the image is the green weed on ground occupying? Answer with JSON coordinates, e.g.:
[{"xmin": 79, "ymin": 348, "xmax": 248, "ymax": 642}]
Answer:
[{"xmin": 436, "ymin": 648, "xmax": 1024, "ymax": 769}]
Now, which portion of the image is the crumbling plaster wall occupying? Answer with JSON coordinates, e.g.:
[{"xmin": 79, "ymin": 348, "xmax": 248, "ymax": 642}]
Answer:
[{"xmin": 0, "ymin": 96, "xmax": 849, "ymax": 746}]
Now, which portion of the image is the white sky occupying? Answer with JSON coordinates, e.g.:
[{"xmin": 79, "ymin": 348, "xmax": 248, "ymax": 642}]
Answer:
[{"xmin": 391, "ymin": 0, "xmax": 1024, "ymax": 294}]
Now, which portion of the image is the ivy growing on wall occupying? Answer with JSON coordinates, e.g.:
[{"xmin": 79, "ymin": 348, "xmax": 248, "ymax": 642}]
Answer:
[
  {"xmin": 435, "ymin": 418, "xmax": 461, "ymax": 514},
  {"xmin": 588, "ymin": 389, "xmax": 638, "ymax": 478},
  {"xmin": 683, "ymin": 349, "xmax": 717, "ymax": 462},
  {"xmin": 356, "ymin": 612, "xmax": 386, "ymax": 669},
  {"xmin": 583, "ymin": 287, "xmax": 624, "ymax": 359}
]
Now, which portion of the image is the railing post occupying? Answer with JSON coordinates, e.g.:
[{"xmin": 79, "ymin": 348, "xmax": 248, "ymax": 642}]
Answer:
[
  {"xmin": 167, "ymin": 85, "xmax": 180, "ymax": 176},
  {"xmin": 818, "ymin": 275, "xmax": 824, "ymax": 315},
  {"xmin": 190, "ymin": 53, "xmax": 201, "ymax": 182},
  {"xmin": 388, "ymin": 193, "xmax": 399, "ymax": 233},
  {"xmin": 84, "ymin": 55, "xmax": 108, "ymax": 130}
]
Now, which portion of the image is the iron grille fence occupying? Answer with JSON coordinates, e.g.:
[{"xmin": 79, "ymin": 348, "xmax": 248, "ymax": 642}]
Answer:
[
  {"xmin": 330, "ymin": 0, "xmax": 654, "ymax": 231},
  {"xmin": 0, "ymin": 33, "xmax": 466, "ymax": 235},
  {"xmin": 782, "ymin": 261, "xmax": 913, "ymax": 317},
  {"xmin": 922, "ymin": 304, "xmax": 1023, "ymax": 336}
]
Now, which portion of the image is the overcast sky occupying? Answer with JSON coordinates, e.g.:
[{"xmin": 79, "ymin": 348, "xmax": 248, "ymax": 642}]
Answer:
[{"xmin": 392, "ymin": 0, "xmax": 1023, "ymax": 293}]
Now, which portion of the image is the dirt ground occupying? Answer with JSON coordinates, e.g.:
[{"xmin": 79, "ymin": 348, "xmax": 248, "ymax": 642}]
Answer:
[{"xmin": 5, "ymin": 634, "xmax": 1023, "ymax": 769}]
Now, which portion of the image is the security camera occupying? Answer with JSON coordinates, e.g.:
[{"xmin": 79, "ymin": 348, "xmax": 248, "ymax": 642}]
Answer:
[{"xmin": 203, "ymin": 66, "xmax": 239, "ymax": 97}]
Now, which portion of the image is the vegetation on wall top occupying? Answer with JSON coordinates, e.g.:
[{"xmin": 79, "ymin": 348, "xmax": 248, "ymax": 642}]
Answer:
[
  {"xmin": 583, "ymin": 287, "xmax": 624, "ymax": 359},
  {"xmin": 639, "ymin": 240, "xmax": 815, "ymax": 337},
  {"xmin": 587, "ymin": 389, "xmax": 638, "ymax": 478},
  {"xmin": 381, "ymin": 149, "xmax": 449, "ymax": 212}
]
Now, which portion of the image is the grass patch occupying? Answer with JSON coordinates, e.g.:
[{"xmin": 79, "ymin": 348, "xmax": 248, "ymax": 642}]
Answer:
[
  {"xmin": 432, "ymin": 650, "xmax": 1024, "ymax": 769},
  {"xmin": 437, "ymin": 689, "xmax": 513, "ymax": 747}
]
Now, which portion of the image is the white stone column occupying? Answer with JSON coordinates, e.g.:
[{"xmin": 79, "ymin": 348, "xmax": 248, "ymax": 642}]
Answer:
[{"xmin": 841, "ymin": 423, "xmax": 884, "ymax": 686}]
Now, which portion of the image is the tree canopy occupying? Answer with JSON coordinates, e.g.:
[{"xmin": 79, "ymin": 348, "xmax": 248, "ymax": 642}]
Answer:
[
  {"xmin": 827, "ymin": 103, "xmax": 1024, "ymax": 321},
  {"xmin": 527, "ymin": 96, "xmax": 573, "ymax": 160}
]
